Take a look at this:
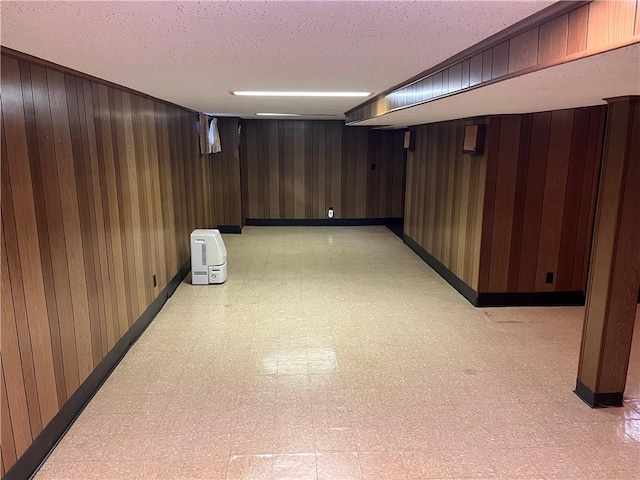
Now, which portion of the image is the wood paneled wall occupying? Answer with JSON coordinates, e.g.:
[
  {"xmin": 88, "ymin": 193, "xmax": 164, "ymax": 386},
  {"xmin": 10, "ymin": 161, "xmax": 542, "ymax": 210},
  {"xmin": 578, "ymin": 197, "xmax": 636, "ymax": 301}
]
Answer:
[
  {"xmin": 241, "ymin": 120, "xmax": 405, "ymax": 220},
  {"xmin": 404, "ymin": 120, "xmax": 487, "ymax": 290},
  {"xmin": 0, "ymin": 53, "xmax": 219, "ymax": 474},
  {"xmin": 479, "ymin": 106, "xmax": 605, "ymax": 294},
  {"xmin": 209, "ymin": 118, "xmax": 243, "ymax": 228},
  {"xmin": 405, "ymin": 105, "xmax": 605, "ymax": 297}
]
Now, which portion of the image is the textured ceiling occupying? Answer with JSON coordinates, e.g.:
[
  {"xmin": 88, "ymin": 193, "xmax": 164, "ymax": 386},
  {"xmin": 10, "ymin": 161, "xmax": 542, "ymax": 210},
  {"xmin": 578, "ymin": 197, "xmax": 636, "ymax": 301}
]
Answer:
[
  {"xmin": 1, "ymin": 0, "xmax": 554, "ymax": 119},
  {"xmin": 354, "ymin": 43, "xmax": 640, "ymax": 127}
]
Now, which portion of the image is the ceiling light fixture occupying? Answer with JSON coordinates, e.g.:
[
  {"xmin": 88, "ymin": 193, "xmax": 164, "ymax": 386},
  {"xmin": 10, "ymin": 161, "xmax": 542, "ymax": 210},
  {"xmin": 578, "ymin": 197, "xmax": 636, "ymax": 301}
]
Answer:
[
  {"xmin": 255, "ymin": 113, "xmax": 302, "ymax": 117},
  {"xmin": 233, "ymin": 91, "xmax": 370, "ymax": 97}
]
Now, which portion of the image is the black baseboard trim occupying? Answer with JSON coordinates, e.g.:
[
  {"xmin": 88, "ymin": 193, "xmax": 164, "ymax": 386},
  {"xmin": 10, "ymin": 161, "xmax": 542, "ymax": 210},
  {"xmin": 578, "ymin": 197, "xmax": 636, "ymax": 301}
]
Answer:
[
  {"xmin": 168, "ymin": 261, "xmax": 191, "ymax": 298},
  {"xmin": 574, "ymin": 379, "xmax": 624, "ymax": 408},
  {"xmin": 477, "ymin": 291, "xmax": 585, "ymax": 307},
  {"xmin": 386, "ymin": 223, "xmax": 403, "ymax": 239},
  {"xmin": 4, "ymin": 261, "xmax": 191, "ymax": 480},
  {"xmin": 403, "ymin": 234, "xmax": 479, "ymax": 306},
  {"xmin": 216, "ymin": 225, "xmax": 242, "ymax": 234},
  {"xmin": 245, "ymin": 217, "xmax": 403, "ymax": 227},
  {"xmin": 403, "ymin": 234, "xmax": 587, "ymax": 308}
]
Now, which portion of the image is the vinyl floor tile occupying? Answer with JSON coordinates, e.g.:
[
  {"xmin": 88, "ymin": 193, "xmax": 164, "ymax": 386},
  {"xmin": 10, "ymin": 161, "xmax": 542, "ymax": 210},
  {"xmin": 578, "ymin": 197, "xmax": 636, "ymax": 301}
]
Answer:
[{"xmin": 34, "ymin": 227, "xmax": 640, "ymax": 480}]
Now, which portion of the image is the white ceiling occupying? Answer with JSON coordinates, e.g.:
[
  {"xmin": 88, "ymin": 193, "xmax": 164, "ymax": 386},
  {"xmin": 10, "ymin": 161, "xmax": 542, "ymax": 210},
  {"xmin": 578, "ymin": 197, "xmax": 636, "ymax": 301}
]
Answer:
[
  {"xmin": 1, "ymin": 0, "xmax": 554, "ymax": 120},
  {"xmin": 355, "ymin": 43, "xmax": 640, "ymax": 127}
]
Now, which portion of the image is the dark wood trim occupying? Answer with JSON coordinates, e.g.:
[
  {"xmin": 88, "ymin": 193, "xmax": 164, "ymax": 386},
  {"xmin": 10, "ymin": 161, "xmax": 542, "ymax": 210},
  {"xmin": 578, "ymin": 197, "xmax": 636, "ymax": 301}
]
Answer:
[
  {"xmin": 2, "ymin": 261, "xmax": 190, "ymax": 480},
  {"xmin": 574, "ymin": 379, "xmax": 624, "ymax": 408},
  {"xmin": 246, "ymin": 217, "xmax": 403, "ymax": 227},
  {"xmin": 0, "ymin": 47, "xmax": 197, "ymax": 114},
  {"xmin": 346, "ymin": 1, "xmax": 588, "ymax": 116}
]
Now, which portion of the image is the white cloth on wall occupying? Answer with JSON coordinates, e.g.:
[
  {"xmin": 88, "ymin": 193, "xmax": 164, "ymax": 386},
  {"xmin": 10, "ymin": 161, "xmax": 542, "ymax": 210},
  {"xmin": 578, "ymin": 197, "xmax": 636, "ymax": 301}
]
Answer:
[{"xmin": 209, "ymin": 117, "xmax": 222, "ymax": 154}]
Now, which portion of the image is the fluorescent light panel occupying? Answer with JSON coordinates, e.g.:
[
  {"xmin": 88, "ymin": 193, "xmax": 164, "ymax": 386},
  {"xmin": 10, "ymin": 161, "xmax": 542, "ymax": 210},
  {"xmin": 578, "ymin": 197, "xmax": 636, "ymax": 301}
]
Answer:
[
  {"xmin": 255, "ymin": 113, "xmax": 301, "ymax": 117},
  {"xmin": 233, "ymin": 91, "xmax": 370, "ymax": 97}
]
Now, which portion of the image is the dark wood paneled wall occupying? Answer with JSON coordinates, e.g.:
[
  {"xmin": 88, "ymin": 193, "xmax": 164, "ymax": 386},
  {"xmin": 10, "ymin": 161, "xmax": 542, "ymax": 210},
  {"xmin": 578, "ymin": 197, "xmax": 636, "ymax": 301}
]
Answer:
[
  {"xmin": 405, "ymin": 105, "xmax": 605, "ymax": 296},
  {"xmin": 241, "ymin": 120, "xmax": 405, "ymax": 220},
  {"xmin": 479, "ymin": 106, "xmax": 605, "ymax": 294},
  {"xmin": 0, "ymin": 53, "xmax": 219, "ymax": 474},
  {"xmin": 347, "ymin": 0, "xmax": 640, "ymax": 124},
  {"xmin": 404, "ymin": 120, "xmax": 487, "ymax": 289},
  {"xmin": 210, "ymin": 118, "xmax": 243, "ymax": 227}
]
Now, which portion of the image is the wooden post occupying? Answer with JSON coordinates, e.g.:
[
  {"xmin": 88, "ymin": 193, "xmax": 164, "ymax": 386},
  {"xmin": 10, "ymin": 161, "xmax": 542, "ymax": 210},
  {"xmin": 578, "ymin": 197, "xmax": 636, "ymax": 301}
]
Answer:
[{"xmin": 575, "ymin": 96, "xmax": 640, "ymax": 407}]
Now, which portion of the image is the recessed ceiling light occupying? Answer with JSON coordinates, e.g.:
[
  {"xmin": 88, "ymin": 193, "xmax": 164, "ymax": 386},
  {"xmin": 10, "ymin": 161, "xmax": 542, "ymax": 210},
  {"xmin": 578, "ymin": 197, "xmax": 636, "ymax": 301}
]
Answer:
[
  {"xmin": 255, "ymin": 113, "xmax": 302, "ymax": 117},
  {"xmin": 232, "ymin": 91, "xmax": 370, "ymax": 97}
]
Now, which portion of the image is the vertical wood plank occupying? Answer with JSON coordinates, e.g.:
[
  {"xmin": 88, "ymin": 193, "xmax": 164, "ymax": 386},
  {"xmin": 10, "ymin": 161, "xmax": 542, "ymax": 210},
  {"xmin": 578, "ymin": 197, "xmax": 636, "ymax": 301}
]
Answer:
[
  {"xmin": 19, "ymin": 61, "xmax": 67, "ymax": 404},
  {"xmin": 492, "ymin": 40, "xmax": 510, "ymax": 78},
  {"xmin": 2, "ymin": 56, "xmax": 59, "ymax": 424},
  {"xmin": 535, "ymin": 109, "xmax": 574, "ymax": 291},
  {"xmin": 556, "ymin": 108, "xmax": 591, "ymax": 291},
  {"xmin": 121, "ymin": 92, "xmax": 148, "ymax": 315},
  {"xmin": 317, "ymin": 121, "xmax": 327, "ymax": 217},
  {"xmin": 65, "ymin": 74, "xmax": 103, "ymax": 368},
  {"xmin": 48, "ymin": 69, "xmax": 95, "ymax": 382},
  {"xmin": 100, "ymin": 86, "xmax": 131, "ymax": 339},
  {"xmin": 587, "ymin": 0, "xmax": 637, "ymax": 50},
  {"xmin": 1, "ymin": 225, "xmax": 33, "ymax": 457},
  {"xmin": 283, "ymin": 121, "xmax": 295, "ymax": 218},
  {"xmin": 293, "ymin": 122, "xmax": 305, "ymax": 219},
  {"xmin": 572, "ymin": 106, "xmax": 606, "ymax": 290},
  {"xmin": 508, "ymin": 29, "xmax": 538, "ymax": 73},
  {"xmin": 88, "ymin": 83, "xmax": 116, "ymax": 350},
  {"xmin": 469, "ymin": 53, "xmax": 483, "ymax": 87},
  {"xmin": 538, "ymin": 14, "xmax": 569, "ymax": 64},
  {"xmin": 507, "ymin": 115, "xmax": 533, "ymax": 291},
  {"xmin": 517, "ymin": 112, "xmax": 552, "ymax": 292},
  {"xmin": 355, "ymin": 128, "xmax": 368, "ymax": 218},
  {"xmin": 25, "ymin": 64, "xmax": 81, "ymax": 400},
  {"xmin": 487, "ymin": 116, "xmax": 521, "ymax": 292},
  {"xmin": 330, "ymin": 122, "xmax": 342, "ymax": 218},
  {"xmin": 112, "ymin": 89, "xmax": 140, "ymax": 325},
  {"xmin": 478, "ymin": 118, "xmax": 501, "ymax": 292},
  {"xmin": 268, "ymin": 121, "xmax": 280, "ymax": 218},
  {"xmin": 83, "ymin": 80, "xmax": 114, "ymax": 353},
  {"xmin": 482, "ymin": 49, "xmax": 493, "ymax": 82},
  {"xmin": 567, "ymin": 4, "xmax": 589, "ymax": 55}
]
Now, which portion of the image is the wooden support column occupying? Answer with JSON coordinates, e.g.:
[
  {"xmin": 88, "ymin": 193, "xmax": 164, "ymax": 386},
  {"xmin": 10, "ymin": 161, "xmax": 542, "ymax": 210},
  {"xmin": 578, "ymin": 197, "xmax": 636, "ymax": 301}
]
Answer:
[{"xmin": 575, "ymin": 96, "xmax": 640, "ymax": 408}]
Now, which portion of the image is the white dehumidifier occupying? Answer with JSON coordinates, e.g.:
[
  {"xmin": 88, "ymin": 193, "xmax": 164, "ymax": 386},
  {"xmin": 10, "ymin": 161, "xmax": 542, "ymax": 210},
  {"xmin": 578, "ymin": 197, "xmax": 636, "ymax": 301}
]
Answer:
[{"xmin": 190, "ymin": 229, "xmax": 227, "ymax": 284}]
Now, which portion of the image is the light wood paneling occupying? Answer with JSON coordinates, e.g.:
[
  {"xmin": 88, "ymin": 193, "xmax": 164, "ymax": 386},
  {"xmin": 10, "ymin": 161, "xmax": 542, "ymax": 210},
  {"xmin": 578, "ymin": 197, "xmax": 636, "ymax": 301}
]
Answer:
[
  {"xmin": 0, "ymin": 52, "xmax": 227, "ymax": 474},
  {"xmin": 508, "ymin": 28, "xmax": 539, "ymax": 73},
  {"xmin": 586, "ymin": 0, "xmax": 637, "ymax": 50},
  {"xmin": 567, "ymin": 4, "xmax": 589, "ymax": 55},
  {"xmin": 538, "ymin": 14, "xmax": 569, "ymax": 64},
  {"xmin": 346, "ymin": 0, "xmax": 640, "ymax": 124},
  {"xmin": 241, "ymin": 120, "xmax": 404, "ymax": 220},
  {"xmin": 404, "ymin": 120, "xmax": 487, "ymax": 289}
]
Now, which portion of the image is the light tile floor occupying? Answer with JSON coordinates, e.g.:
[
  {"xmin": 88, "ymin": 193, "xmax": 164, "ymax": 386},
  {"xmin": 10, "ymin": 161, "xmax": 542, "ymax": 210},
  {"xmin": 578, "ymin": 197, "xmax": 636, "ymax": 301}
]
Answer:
[{"xmin": 35, "ymin": 227, "xmax": 640, "ymax": 479}]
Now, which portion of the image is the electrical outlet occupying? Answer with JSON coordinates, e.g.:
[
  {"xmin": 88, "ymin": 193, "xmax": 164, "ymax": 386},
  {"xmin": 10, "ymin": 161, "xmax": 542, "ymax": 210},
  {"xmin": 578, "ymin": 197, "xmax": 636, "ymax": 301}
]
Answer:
[{"xmin": 328, "ymin": 207, "xmax": 334, "ymax": 219}]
